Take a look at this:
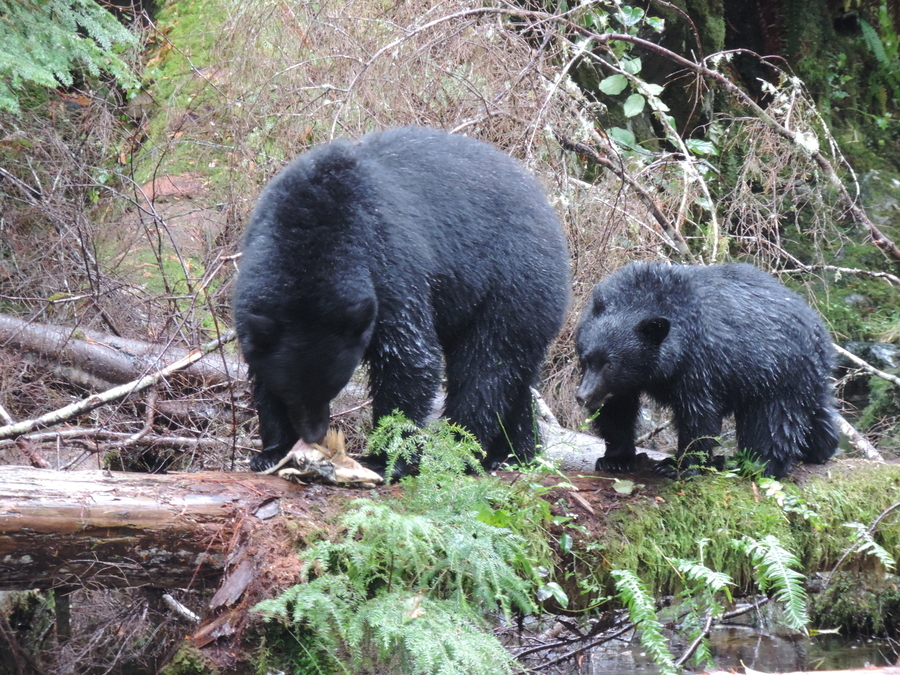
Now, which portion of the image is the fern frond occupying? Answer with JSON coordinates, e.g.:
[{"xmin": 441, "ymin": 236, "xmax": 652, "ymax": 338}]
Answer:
[
  {"xmin": 671, "ymin": 558, "xmax": 734, "ymax": 598},
  {"xmin": 734, "ymin": 535, "xmax": 810, "ymax": 632},
  {"xmin": 612, "ymin": 569, "xmax": 679, "ymax": 675},
  {"xmin": 845, "ymin": 522, "xmax": 897, "ymax": 571},
  {"xmin": 359, "ymin": 594, "xmax": 517, "ymax": 675},
  {"xmin": 0, "ymin": 0, "xmax": 138, "ymax": 113},
  {"xmin": 861, "ymin": 18, "xmax": 890, "ymax": 66}
]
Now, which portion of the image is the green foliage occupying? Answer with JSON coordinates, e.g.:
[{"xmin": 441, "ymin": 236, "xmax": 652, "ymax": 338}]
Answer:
[
  {"xmin": 808, "ymin": 570, "xmax": 900, "ymax": 636},
  {"xmin": 668, "ymin": 554, "xmax": 734, "ymax": 667},
  {"xmin": 844, "ymin": 521, "xmax": 897, "ymax": 571},
  {"xmin": 601, "ymin": 473, "xmax": 801, "ymax": 594},
  {"xmin": 254, "ymin": 416, "xmax": 554, "ymax": 674},
  {"xmin": 795, "ymin": 463, "xmax": 900, "ymax": 571},
  {"xmin": 859, "ymin": 3, "xmax": 900, "ymax": 112},
  {"xmin": 0, "ymin": 0, "xmax": 138, "ymax": 113},
  {"xmin": 733, "ymin": 535, "xmax": 810, "ymax": 632},
  {"xmin": 368, "ymin": 412, "xmax": 486, "ymax": 488},
  {"xmin": 611, "ymin": 569, "xmax": 679, "ymax": 675},
  {"xmin": 159, "ymin": 641, "xmax": 213, "ymax": 675}
]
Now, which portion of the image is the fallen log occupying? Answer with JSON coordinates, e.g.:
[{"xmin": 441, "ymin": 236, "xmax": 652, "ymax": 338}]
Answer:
[
  {"xmin": 0, "ymin": 466, "xmax": 342, "ymax": 591},
  {"xmin": 0, "ymin": 312, "xmax": 245, "ymax": 389}
]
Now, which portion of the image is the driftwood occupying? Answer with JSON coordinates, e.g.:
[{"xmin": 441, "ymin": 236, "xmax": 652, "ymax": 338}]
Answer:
[{"xmin": 0, "ymin": 465, "xmax": 337, "ymax": 591}]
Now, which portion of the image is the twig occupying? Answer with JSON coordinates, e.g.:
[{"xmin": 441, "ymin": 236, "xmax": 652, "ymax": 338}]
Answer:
[
  {"xmin": 674, "ymin": 612, "xmax": 714, "ymax": 667},
  {"xmin": 162, "ymin": 593, "xmax": 201, "ymax": 624},
  {"xmin": 834, "ymin": 343, "xmax": 900, "ymax": 389},
  {"xmin": 719, "ymin": 596, "xmax": 770, "ymax": 622},
  {"xmin": 780, "ymin": 264, "xmax": 900, "ymax": 287},
  {"xmin": 637, "ymin": 418, "xmax": 673, "ymax": 445},
  {"xmin": 823, "ymin": 501, "xmax": 900, "ymax": 594},
  {"xmin": 0, "ymin": 330, "xmax": 235, "ymax": 441},
  {"xmin": 531, "ymin": 387, "xmax": 559, "ymax": 426},
  {"xmin": 555, "ymin": 132, "xmax": 693, "ymax": 259},
  {"xmin": 525, "ymin": 621, "xmax": 635, "ymax": 670}
]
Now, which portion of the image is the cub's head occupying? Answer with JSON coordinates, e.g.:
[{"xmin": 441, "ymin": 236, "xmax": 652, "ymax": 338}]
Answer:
[
  {"xmin": 575, "ymin": 286, "xmax": 670, "ymax": 410},
  {"xmin": 237, "ymin": 296, "xmax": 376, "ymax": 444}
]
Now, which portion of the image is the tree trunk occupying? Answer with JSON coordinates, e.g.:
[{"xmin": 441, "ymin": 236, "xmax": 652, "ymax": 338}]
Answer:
[{"xmin": 0, "ymin": 466, "xmax": 340, "ymax": 591}]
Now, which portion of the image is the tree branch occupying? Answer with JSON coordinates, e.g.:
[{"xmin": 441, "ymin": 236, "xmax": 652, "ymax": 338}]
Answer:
[{"xmin": 0, "ymin": 330, "xmax": 236, "ymax": 441}]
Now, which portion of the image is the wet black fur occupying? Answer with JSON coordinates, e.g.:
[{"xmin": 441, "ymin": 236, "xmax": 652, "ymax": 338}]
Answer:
[
  {"xmin": 233, "ymin": 127, "xmax": 570, "ymax": 475},
  {"xmin": 575, "ymin": 262, "xmax": 839, "ymax": 478}
]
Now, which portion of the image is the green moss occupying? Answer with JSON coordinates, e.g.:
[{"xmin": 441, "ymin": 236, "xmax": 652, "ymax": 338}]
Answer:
[
  {"xmin": 810, "ymin": 571, "xmax": 900, "ymax": 635},
  {"xmin": 577, "ymin": 462, "xmax": 900, "ymax": 605},
  {"xmin": 137, "ymin": 0, "xmax": 233, "ymax": 186},
  {"xmin": 159, "ymin": 641, "xmax": 215, "ymax": 675},
  {"xmin": 797, "ymin": 463, "xmax": 900, "ymax": 568},
  {"xmin": 599, "ymin": 473, "xmax": 800, "ymax": 595}
]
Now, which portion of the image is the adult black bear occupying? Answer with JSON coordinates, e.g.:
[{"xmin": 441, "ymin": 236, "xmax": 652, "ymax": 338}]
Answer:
[
  {"xmin": 233, "ymin": 127, "xmax": 570, "ymax": 476},
  {"xmin": 575, "ymin": 262, "xmax": 839, "ymax": 478}
]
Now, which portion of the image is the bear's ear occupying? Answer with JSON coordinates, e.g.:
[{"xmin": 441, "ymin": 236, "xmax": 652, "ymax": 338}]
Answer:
[
  {"xmin": 637, "ymin": 317, "xmax": 670, "ymax": 346},
  {"xmin": 245, "ymin": 313, "xmax": 279, "ymax": 351},
  {"xmin": 346, "ymin": 297, "xmax": 377, "ymax": 336}
]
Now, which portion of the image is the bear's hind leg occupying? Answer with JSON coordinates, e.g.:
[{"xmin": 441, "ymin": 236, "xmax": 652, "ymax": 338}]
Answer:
[
  {"xmin": 734, "ymin": 401, "xmax": 804, "ymax": 478},
  {"xmin": 443, "ymin": 339, "xmax": 543, "ymax": 470},
  {"xmin": 801, "ymin": 395, "xmax": 840, "ymax": 465}
]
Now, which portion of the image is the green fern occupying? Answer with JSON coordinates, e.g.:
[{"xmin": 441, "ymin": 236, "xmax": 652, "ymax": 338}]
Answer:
[
  {"xmin": 369, "ymin": 412, "xmax": 486, "ymax": 484},
  {"xmin": 611, "ymin": 569, "xmax": 679, "ymax": 675},
  {"xmin": 255, "ymin": 416, "xmax": 550, "ymax": 674},
  {"xmin": 0, "ymin": 0, "xmax": 138, "ymax": 113},
  {"xmin": 859, "ymin": 3, "xmax": 900, "ymax": 105},
  {"xmin": 844, "ymin": 522, "xmax": 897, "ymax": 571},
  {"xmin": 667, "ymin": 557, "xmax": 734, "ymax": 668},
  {"xmin": 734, "ymin": 535, "xmax": 810, "ymax": 632}
]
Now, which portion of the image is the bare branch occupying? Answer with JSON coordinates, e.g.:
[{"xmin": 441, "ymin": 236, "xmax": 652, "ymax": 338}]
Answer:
[
  {"xmin": 0, "ymin": 330, "xmax": 236, "ymax": 441},
  {"xmin": 834, "ymin": 343, "xmax": 900, "ymax": 389}
]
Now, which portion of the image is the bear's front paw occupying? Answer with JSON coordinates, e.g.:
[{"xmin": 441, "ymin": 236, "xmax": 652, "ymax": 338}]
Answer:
[
  {"xmin": 251, "ymin": 447, "xmax": 290, "ymax": 473},
  {"xmin": 595, "ymin": 454, "xmax": 636, "ymax": 473}
]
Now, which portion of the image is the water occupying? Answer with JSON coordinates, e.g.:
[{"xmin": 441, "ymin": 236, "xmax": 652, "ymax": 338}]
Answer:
[
  {"xmin": 578, "ymin": 627, "xmax": 894, "ymax": 674},
  {"xmin": 510, "ymin": 617, "xmax": 897, "ymax": 674}
]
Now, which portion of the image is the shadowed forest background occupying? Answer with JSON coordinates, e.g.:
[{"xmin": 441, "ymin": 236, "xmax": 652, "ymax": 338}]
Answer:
[{"xmin": 2, "ymin": 0, "xmax": 900, "ymax": 673}]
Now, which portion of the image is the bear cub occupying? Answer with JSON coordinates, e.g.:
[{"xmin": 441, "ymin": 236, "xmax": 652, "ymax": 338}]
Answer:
[
  {"xmin": 233, "ymin": 126, "xmax": 570, "ymax": 476},
  {"xmin": 575, "ymin": 262, "xmax": 839, "ymax": 478}
]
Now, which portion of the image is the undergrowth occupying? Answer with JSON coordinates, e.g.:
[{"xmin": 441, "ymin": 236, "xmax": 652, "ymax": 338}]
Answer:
[{"xmin": 253, "ymin": 415, "xmax": 556, "ymax": 675}]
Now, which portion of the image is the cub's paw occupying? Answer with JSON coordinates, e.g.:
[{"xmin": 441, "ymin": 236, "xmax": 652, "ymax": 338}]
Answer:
[{"xmin": 653, "ymin": 456, "xmax": 701, "ymax": 479}]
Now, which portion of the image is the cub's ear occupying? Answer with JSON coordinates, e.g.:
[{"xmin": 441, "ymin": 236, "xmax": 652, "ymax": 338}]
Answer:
[
  {"xmin": 591, "ymin": 289, "xmax": 606, "ymax": 315},
  {"xmin": 637, "ymin": 317, "xmax": 670, "ymax": 345},
  {"xmin": 245, "ymin": 313, "xmax": 279, "ymax": 351},
  {"xmin": 347, "ymin": 297, "xmax": 377, "ymax": 336}
]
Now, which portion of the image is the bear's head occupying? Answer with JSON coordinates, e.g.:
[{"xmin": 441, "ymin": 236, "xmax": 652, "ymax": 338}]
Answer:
[
  {"xmin": 575, "ymin": 287, "xmax": 670, "ymax": 410},
  {"xmin": 239, "ymin": 296, "xmax": 377, "ymax": 444}
]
